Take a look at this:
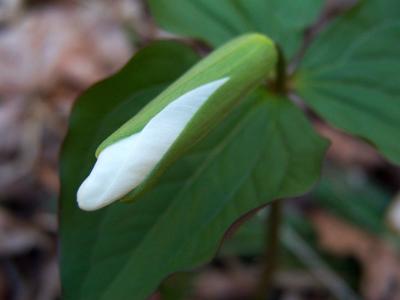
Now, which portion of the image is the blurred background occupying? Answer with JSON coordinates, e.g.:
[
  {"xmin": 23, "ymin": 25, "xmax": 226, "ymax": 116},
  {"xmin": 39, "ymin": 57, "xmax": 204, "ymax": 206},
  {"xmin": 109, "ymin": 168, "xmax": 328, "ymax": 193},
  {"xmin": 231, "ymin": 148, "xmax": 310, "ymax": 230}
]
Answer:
[{"xmin": 0, "ymin": 0, "xmax": 399, "ymax": 299}]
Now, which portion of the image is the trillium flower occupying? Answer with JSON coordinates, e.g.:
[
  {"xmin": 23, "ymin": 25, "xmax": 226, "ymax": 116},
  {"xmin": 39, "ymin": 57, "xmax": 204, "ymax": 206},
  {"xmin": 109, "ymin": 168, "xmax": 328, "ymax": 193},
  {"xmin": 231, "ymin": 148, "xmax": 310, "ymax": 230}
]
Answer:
[
  {"xmin": 76, "ymin": 33, "xmax": 277, "ymax": 212},
  {"xmin": 77, "ymin": 78, "xmax": 229, "ymax": 211}
]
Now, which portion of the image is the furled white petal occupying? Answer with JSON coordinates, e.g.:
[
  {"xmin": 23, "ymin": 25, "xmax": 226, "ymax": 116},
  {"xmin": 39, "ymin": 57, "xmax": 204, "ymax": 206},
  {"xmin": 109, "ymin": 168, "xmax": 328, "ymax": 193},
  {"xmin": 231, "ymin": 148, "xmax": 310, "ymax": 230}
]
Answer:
[{"xmin": 77, "ymin": 77, "xmax": 229, "ymax": 211}]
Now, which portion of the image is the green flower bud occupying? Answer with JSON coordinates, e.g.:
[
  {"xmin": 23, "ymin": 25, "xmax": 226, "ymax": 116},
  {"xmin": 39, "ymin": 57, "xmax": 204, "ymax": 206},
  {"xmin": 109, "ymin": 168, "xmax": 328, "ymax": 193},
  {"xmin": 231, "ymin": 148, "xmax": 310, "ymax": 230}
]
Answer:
[{"xmin": 77, "ymin": 33, "xmax": 277, "ymax": 211}]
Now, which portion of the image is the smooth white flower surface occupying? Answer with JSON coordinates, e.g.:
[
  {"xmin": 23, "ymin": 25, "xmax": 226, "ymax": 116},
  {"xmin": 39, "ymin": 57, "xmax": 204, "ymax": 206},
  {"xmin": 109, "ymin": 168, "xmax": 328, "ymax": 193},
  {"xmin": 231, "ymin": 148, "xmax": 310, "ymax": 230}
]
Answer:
[{"xmin": 77, "ymin": 77, "xmax": 229, "ymax": 211}]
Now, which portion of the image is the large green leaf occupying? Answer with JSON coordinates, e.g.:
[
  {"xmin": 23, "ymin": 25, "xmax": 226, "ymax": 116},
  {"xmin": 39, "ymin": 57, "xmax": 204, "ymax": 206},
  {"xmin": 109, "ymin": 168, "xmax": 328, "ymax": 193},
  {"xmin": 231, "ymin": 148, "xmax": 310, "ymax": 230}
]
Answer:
[
  {"xmin": 61, "ymin": 86, "xmax": 327, "ymax": 300},
  {"xmin": 298, "ymin": 0, "xmax": 400, "ymax": 68},
  {"xmin": 60, "ymin": 41, "xmax": 199, "ymax": 299},
  {"xmin": 60, "ymin": 59, "xmax": 328, "ymax": 300},
  {"xmin": 294, "ymin": 0, "xmax": 400, "ymax": 164},
  {"xmin": 148, "ymin": 0, "xmax": 324, "ymax": 58}
]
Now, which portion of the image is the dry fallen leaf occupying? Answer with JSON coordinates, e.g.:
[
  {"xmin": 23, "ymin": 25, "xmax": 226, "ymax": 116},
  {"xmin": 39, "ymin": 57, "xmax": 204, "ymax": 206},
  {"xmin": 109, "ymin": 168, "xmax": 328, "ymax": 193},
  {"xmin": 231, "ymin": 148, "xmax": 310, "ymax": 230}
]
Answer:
[
  {"xmin": 0, "ymin": 208, "xmax": 50, "ymax": 256},
  {"xmin": 0, "ymin": 3, "xmax": 133, "ymax": 96},
  {"xmin": 194, "ymin": 266, "xmax": 258, "ymax": 300},
  {"xmin": 0, "ymin": 0, "xmax": 23, "ymax": 23},
  {"xmin": 0, "ymin": 1, "xmax": 136, "ymax": 195},
  {"xmin": 316, "ymin": 123, "xmax": 382, "ymax": 168},
  {"xmin": 311, "ymin": 210, "xmax": 400, "ymax": 300}
]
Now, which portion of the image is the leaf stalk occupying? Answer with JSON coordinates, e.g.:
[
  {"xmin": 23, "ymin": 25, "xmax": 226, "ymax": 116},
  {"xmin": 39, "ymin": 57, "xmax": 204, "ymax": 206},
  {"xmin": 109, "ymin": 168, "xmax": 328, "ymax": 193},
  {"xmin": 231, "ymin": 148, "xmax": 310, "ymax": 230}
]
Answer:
[{"xmin": 254, "ymin": 200, "xmax": 283, "ymax": 300}]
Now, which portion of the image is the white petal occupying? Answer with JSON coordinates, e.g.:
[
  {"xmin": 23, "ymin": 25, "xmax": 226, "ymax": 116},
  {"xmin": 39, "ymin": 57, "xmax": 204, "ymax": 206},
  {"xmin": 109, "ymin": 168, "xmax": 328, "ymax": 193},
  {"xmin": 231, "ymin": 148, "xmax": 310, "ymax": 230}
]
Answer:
[{"xmin": 77, "ymin": 77, "xmax": 229, "ymax": 211}]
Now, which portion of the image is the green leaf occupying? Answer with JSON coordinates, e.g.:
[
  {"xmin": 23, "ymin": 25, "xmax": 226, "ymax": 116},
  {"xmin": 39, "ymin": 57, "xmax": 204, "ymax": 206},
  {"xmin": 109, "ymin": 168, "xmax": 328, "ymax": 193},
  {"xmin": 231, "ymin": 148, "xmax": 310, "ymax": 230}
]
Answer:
[
  {"xmin": 220, "ymin": 211, "xmax": 265, "ymax": 257},
  {"xmin": 298, "ymin": 0, "xmax": 400, "ymax": 68},
  {"xmin": 61, "ymin": 76, "xmax": 328, "ymax": 300},
  {"xmin": 59, "ymin": 41, "xmax": 199, "ymax": 299},
  {"xmin": 148, "ymin": 0, "xmax": 324, "ymax": 58},
  {"xmin": 294, "ymin": 0, "xmax": 400, "ymax": 164}
]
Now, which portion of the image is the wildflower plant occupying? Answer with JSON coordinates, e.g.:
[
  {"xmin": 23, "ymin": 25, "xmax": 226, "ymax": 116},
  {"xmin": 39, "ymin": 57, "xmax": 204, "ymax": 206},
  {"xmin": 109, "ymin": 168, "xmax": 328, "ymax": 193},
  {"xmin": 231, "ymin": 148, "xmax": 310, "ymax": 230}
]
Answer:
[{"xmin": 60, "ymin": 0, "xmax": 400, "ymax": 299}]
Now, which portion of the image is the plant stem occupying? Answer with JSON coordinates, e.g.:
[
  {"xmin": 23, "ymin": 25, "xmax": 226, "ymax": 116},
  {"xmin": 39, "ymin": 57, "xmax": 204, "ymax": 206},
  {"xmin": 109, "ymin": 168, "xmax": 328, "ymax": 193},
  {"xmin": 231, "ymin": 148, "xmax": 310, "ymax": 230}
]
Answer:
[
  {"xmin": 268, "ymin": 45, "xmax": 287, "ymax": 95},
  {"xmin": 255, "ymin": 45, "xmax": 286, "ymax": 300},
  {"xmin": 255, "ymin": 200, "xmax": 283, "ymax": 300},
  {"xmin": 275, "ymin": 46, "xmax": 286, "ymax": 94}
]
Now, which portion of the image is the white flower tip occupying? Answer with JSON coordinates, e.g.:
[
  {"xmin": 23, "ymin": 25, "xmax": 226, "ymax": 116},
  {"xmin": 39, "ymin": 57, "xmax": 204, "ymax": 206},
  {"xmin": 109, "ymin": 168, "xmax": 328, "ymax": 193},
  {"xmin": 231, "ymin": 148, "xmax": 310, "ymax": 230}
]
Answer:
[
  {"xmin": 77, "ymin": 77, "xmax": 229, "ymax": 211},
  {"xmin": 77, "ymin": 177, "xmax": 115, "ymax": 211},
  {"xmin": 77, "ymin": 133, "xmax": 141, "ymax": 211},
  {"xmin": 77, "ymin": 183, "xmax": 105, "ymax": 211}
]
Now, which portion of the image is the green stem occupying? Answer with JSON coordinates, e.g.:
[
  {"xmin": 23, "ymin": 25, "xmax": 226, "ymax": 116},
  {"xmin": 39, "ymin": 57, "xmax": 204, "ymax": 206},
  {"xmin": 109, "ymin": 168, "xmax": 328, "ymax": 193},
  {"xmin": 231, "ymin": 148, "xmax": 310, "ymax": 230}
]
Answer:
[
  {"xmin": 255, "ymin": 200, "xmax": 283, "ymax": 300},
  {"xmin": 255, "ymin": 46, "xmax": 286, "ymax": 299},
  {"xmin": 268, "ymin": 45, "xmax": 287, "ymax": 95},
  {"xmin": 276, "ymin": 46, "xmax": 287, "ymax": 94}
]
